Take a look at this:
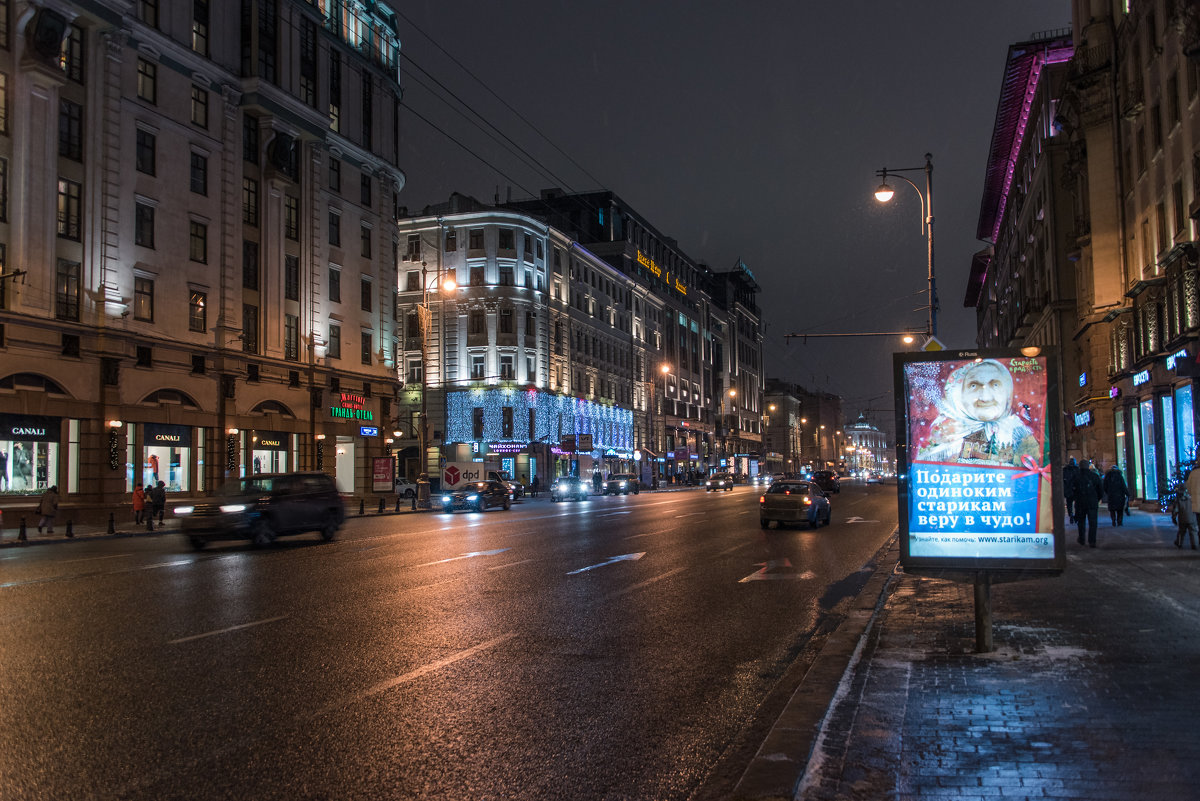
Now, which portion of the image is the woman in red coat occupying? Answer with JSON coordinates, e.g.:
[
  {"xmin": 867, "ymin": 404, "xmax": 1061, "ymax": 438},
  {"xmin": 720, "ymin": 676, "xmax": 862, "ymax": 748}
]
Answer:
[{"xmin": 132, "ymin": 483, "xmax": 146, "ymax": 524}]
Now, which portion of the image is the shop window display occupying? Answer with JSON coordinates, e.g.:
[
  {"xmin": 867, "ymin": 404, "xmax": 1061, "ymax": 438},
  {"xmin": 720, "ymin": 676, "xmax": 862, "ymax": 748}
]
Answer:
[
  {"xmin": 143, "ymin": 424, "xmax": 193, "ymax": 492},
  {"xmin": 0, "ymin": 414, "xmax": 61, "ymax": 496}
]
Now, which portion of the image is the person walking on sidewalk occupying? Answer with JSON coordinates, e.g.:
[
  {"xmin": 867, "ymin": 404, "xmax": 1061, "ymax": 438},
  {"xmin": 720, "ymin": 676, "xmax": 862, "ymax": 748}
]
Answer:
[
  {"xmin": 1062, "ymin": 457, "xmax": 1080, "ymax": 524},
  {"xmin": 1186, "ymin": 463, "xmax": 1200, "ymax": 534},
  {"xmin": 1076, "ymin": 459, "xmax": 1104, "ymax": 547},
  {"xmin": 36, "ymin": 485, "xmax": 60, "ymax": 534},
  {"xmin": 1171, "ymin": 483, "xmax": 1198, "ymax": 549},
  {"xmin": 149, "ymin": 480, "xmax": 167, "ymax": 525},
  {"xmin": 132, "ymin": 483, "xmax": 146, "ymax": 525},
  {"xmin": 1103, "ymin": 464, "xmax": 1129, "ymax": 526}
]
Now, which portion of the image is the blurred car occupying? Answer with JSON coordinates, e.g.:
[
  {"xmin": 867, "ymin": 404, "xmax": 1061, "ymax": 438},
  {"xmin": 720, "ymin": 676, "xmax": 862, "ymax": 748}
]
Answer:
[
  {"xmin": 759, "ymin": 480, "xmax": 832, "ymax": 529},
  {"xmin": 705, "ymin": 472, "xmax": 736, "ymax": 492},
  {"xmin": 604, "ymin": 473, "xmax": 640, "ymax": 495},
  {"xmin": 440, "ymin": 480, "xmax": 512, "ymax": 513},
  {"xmin": 551, "ymin": 475, "xmax": 590, "ymax": 502},
  {"xmin": 812, "ymin": 470, "xmax": 841, "ymax": 494},
  {"xmin": 176, "ymin": 472, "xmax": 345, "ymax": 549},
  {"xmin": 866, "ymin": 472, "xmax": 882, "ymax": 484},
  {"xmin": 394, "ymin": 476, "xmax": 419, "ymax": 497},
  {"xmin": 488, "ymin": 470, "xmax": 524, "ymax": 499}
]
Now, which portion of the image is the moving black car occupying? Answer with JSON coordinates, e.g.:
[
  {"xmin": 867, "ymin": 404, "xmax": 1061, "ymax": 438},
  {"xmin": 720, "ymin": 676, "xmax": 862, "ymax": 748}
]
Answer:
[
  {"xmin": 812, "ymin": 470, "xmax": 841, "ymax": 494},
  {"xmin": 603, "ymin": 473, "xmax": 640, "ymax": 495},
  {"xmin": 551, "ymin": 475, "xmax": 589, "ymax": 502},
  {"xmin": 176, "ymin": 472, "xmax": 345, "ymax": 549},
  {"xmin": 440, "ymin": 480, "xmax": 512, "ymax": 513}
]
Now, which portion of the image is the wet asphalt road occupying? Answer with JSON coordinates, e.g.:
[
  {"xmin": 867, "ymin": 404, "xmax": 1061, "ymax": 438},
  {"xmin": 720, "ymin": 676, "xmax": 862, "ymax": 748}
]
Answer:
[{"xmin": 0, "ymin": 482, "xmax": 897, "ymax": 800}]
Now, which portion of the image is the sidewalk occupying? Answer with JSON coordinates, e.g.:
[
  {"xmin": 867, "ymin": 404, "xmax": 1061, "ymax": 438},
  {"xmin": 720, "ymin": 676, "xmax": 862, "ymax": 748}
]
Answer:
[{"xmin": 735, "ymin": 505, "xmax": 1200, "ymax": 800}]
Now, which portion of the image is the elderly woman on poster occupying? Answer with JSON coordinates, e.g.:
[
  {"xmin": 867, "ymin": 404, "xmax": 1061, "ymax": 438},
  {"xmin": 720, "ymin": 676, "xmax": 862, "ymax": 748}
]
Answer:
[{"xmin": 916, "ymin": 359, "xmax": 1040, "ymax": 467}]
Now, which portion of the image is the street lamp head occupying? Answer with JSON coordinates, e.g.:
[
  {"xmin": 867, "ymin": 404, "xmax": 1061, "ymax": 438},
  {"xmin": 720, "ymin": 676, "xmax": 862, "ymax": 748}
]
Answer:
[
  {"xmin": 874, "ymin": 182, "xmax": 895, "ymax": 203},
  {"xmin": 902, "ymin": 334, "xmax": 915, "ymax": 344},
  {"xmin": 660, "ymin": 364, "xmax": 670, "ymax": 375},
  {"xmin": 728, "ymin": 389, "xmax": 736, "ymax": 397},
  {"xmin": 441, "ymin": 275, "xmax": 457, "ymax": 292}
]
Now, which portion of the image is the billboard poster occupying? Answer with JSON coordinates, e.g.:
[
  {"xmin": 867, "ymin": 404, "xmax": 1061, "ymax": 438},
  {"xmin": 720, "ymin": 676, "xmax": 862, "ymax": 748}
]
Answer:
[
  {"xmin": 895, "ymin": 349, "xmax": 1063, "ymax": 572},
  {"xmin": 372, "ymin": 457, "xmax": 395, "ymax": 493}
]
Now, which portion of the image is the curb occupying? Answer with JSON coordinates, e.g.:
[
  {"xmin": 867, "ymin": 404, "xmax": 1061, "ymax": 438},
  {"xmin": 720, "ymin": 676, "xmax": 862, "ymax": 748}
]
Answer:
[{"xmin": 730, "ymin": 530, "xmax": 900, "ymax": 801}]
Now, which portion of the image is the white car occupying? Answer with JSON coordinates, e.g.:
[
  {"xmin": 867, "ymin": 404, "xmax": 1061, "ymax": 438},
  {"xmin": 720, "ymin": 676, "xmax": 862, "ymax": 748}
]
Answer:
[{"xmin": 394, "ymin": 477, "xmax": 420, "ymax": 498}]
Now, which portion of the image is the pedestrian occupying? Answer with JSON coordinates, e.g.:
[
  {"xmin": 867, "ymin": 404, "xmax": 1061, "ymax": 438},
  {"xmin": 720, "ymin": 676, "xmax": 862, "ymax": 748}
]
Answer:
[
  {"xmin": 132, "ymin": 482, "xmax": 146, "ymax": 524},
  {"xmin": 149, "ymin": 480, "xmax": 167, "ymax": 524},
  {"xmin": 36, "ymin": 485, "xmax": 59, "ymax": 534},
  {"xmin": 1075, "ymin": 459, "xmax": 1104, "ymax": 548},
  {"xmin": 1062, "ymin": 457, "xmax": 1080, "ymax": 524},
  {"xmin": 530, "ymin": 475, "xmax": 539, "ymax": 498},
  {"xmin": 592, "ymin": 472, "xmax": 602, "ymax": 494},
  {"xmin": 1171, "ymin": 483, "xmax": 1198, "ymax": 549},
  {"xmin": 1102, "ymin": 464, "xmax": 1129, "ymax": 526},
  {"xmin": 1187, "ymin": 462, "xmax": 1200, "ymax": 534}
]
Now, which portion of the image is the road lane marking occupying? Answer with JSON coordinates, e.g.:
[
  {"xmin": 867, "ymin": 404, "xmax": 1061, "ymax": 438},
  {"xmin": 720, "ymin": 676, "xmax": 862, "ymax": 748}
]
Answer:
[
  {"xmin": 597, "ymin": 511, "xmax": 633, "ymax": 517},
  {"xmin": 488, "ymin": 558, "xmax": 535, "ymax": 571},
  {"xmin": 414, "ymin": 548, "xmax": 510, "ymax": 567},
  {"xmin": 739, "ymin": 558, "xmax": 815, "ymax": 583},
  {"xmin": 567, "ymin": 552, "xmax": 645, "ymax": 574},
  {"xmin": 168, "ymin": 615, "xmax": 288, "ymax": 645},
  {"xmin": 713, "ymin": 541, "xmax": 753, "ymax": 557},
  {"xmin": 605, "ymin": 567, "xmax": 687, "ymax": 599},
  {"xmin": 314, "ymin": 632, "xmax": 518, "ymax": 717},
  {"xmin": 673, "ymin": 512, "xmax": 706, "ymax": 518}
]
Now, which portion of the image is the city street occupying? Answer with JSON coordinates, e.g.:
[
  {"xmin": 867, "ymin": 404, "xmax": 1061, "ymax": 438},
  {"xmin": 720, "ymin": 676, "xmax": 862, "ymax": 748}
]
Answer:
[{"xmin": 0, "ymin": 482, "xmax": 896, "ymax": 800}]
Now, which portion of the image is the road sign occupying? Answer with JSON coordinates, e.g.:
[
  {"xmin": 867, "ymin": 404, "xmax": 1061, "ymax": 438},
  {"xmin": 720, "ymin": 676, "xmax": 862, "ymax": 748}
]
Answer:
[
  {"xmin": 560, "ymin": 436, "xmax": 576, "ymax": 452},
  {"xmin": 923, "ymin": 336, "xmax": 945, "ymax": 352},
  {"xmin": 578, "ymin": 433, "xmax": 593, "ymax": 451}
]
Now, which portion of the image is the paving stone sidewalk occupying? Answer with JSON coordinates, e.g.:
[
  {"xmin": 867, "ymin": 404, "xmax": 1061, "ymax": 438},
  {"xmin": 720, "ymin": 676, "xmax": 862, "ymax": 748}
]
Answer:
[{"xmin": 798, "ymin": 508, "xmax": 1200, "ymax": 800}]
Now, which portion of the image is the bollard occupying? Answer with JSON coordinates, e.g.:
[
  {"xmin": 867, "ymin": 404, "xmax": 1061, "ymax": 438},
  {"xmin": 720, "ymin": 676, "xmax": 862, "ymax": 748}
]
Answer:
[
  {"xmin": 65, "ymin": 521, "xmax": 74, "ymax": 538},
  {"xmin": 107, "ymin": 513, "xmax": 116, "ymax": 535},
  {"xmin": 411, "ymin": 495, "xmax": 417, "ymax": 511},
  {"xmin": 395, "ymin": 497, "xmax": 401, "ymax": 513},
  {"xmin": 377, "ymin": 497, "xmax": 385, "ymax": 514},
  {"xmin": 146, "ymin": 514, "xmax": 154, "ymax": 532},
  {"xmin": 18, "ymin": 516, "xmax": 27, "ymax": 542},
  {"xmin": 358, "ymin": 499, "xmax": 365, "ymax": 516}
]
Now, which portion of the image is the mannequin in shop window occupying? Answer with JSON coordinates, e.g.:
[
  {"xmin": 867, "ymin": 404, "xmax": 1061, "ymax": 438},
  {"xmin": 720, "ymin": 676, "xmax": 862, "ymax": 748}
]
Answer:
[
  {"xmin": 13, "ymin": 443, "xmax": 32, "ymax": 491},
  {"xmin": 148, "ymin": 453, "xmax": 160, "ymax": 483}
]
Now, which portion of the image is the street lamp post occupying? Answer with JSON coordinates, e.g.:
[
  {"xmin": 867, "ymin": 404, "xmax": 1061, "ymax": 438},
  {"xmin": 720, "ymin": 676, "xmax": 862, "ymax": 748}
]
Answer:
[
  {"xmin": 416, "ymin": 232, "xmax": 457, "ymax": 509},
  {"xmin": 657, "ymin": 363, "xmax": 670, "ymax": 485},
  {"xmin": 874, "ymin": 152, "xmax": 937, "ymax": 337}
]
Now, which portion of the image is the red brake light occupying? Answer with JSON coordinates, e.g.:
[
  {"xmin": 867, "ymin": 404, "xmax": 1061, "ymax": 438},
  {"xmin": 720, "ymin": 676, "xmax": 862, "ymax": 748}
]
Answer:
[{"xmin": 759, "ymin": 495, "xmax": 765, "ymax": 503}]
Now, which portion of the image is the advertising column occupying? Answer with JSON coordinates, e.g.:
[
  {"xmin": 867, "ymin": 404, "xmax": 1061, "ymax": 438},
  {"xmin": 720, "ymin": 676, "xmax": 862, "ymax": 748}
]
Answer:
[{"xmin": 896, "ymin": 350, "xmax": 1062, "ymax": 573}]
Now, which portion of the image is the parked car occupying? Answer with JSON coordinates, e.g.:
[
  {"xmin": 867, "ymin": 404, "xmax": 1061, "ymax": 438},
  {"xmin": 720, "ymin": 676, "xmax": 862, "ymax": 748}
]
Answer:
[
  {"xmin": 176, "ymin": 472, "xmax": 345, "ymax": 549},
  {"xmin": 488, "ymin": 470, "xmax": 525, "ymax": 499},
  {"xmin": 705, "ymin": 472, "xmax": 736, "ymax": 492},
  {"xmin": 759, "ymin": 480, "xmax": 832, "ymax": 529},
  {"xmin": 440, "ymin": 480, "xmax": 512, "ymax": 513},
  {"xmin": 604, "ymin": 473, "xmax": 640, "ymax": 495},
  {"xmin": 551, "ymin": 475, "xmax": 590, "ymax": 502},
  {"xmin": 394, "ymin": 476, "xmax": 419, "ymax": 498},
  {"xmin": 812, "ymin": 470, "xmax": 841, "ymax": 494}
]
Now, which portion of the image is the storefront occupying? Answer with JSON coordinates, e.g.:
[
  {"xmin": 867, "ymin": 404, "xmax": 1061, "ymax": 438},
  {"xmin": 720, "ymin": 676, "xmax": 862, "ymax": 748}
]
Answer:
[
  {"xmin": 0, "ymin": 414, "xmax": 61, "ymax": 496},
  {"xmin": 140, "ymin": 423, "xmax": 193, "ymax": 492},
  {"xmin": 1114, "ymin": 356, "xmax": 1197, "ymax": 503},
  {"xmin": 250, "ymin": 430, "xmax": 291, "ymax": 474}
]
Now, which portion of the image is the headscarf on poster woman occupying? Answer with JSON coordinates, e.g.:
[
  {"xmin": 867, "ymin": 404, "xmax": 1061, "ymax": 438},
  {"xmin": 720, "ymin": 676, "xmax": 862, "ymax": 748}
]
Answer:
[{"xmin": 915, "ymin": 359, "xmax": 1041, "ymax": 467}]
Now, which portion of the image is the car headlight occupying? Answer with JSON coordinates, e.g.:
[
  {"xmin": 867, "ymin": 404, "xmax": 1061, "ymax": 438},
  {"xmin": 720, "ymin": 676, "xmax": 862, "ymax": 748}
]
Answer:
[
  {"xmin": 441, "ymin": 496, "xmax": 452, "ymax": 503},
  {"xmin": 467, "ymin": 494, "xmax": 479, "ymax": 501},
  {"xmin": 174, "ymin": 506, "xmax": 194, "ymax": 515},
  {"xmin": 219, "ymin": 504, "xmax": 246, "ymax": 513}
]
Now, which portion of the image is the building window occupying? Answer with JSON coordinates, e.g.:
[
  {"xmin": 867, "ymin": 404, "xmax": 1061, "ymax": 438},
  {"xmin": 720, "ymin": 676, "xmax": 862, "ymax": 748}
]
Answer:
[
  {"xmin": 403, "ymin": 234, "xmax": 419, "ymax": 261},
  {"xmin": 189, "ymin": 291, "xmax": 206, "ymax": 332},
  {"xmin": 0, "ymin": 158, "xmax": 5, "ymax": 222},
  {"xmin": 468, "ymin": 309, "xmax": 486, "ymax": 335},
  {"xmin": 191, "ymin": 85, "xmax": 208, "ymax": 128},
  {"xmin": 499, "ymin": 308, "xmax": 514, "ymax": 334},
  {"xmin": 361, "ymin": 330, "xmax": 372, "ymax": 365},
  {"xmin": 329, "ymin": 267, "xmax": 341, "ymax": 303},
  {"xmin": 360, "ymin": 174, "xmax": 371, "ymax": 207},
  {"xmin": 190, "ymin": 152, "xmax": 208, "ymax": 195},
  {"xmin": 138, "ymin": 0, "xmax": 159, "ymax": 28},
  {"xmin": 284, "ymin": 314, "xmax": 298, "ymax": 361},
  {"xmin": 329, "ymin": 211, "xmax": 341, "ymax": 247},
  {"xmin": 444, "ymin": 229, "xmax": 457, "ymax": 252},
  {"xmin": 134, "ymin": 277, "xmax": 154, "ymax": 321},
  {"xmin": 361, "ymin": 67, "xmax": 372, "ymax": 150},
  {"xmin": 55, "ymin": 259, "xmax": 80, "ymax": 321},
  {"xmin": 500, "ymin": 355, "xmax": 514, "ymax": 381},
  {"xmin": 242, "ymin": 177, "xmax": 258, "ymax": 226},
  {"xmin": 299, "ymin": 17, "xmax": 317, "ymax": 108},
  {"xmin": 470, "ymin": 265, "xmax": 484, "ymax": 286},
  {"xmin": 242, "ymin": 304, "xmax": 258, "ymax": 353},
  {"xmin": 60, "ymin": 25, "xmax": 84, "ymax": 84},
  {"xmin": 360, "ymin": 277, "xmax": 372, "ymax": 311},
  {"xmin": 471, "ymin": 355, "xmax": 485, "ymax": 380},
  {"xmin": 407, "ymin": 358, "xmax": 422, "ymax": 384},
  {"xmin": 405, "ymin": 271, "xmax": 419, "ymax": 291},
  {"xmin": 329, "ymin": 48, "xmax": 341, "ymax": 131},
  {"xmin": 1174, "ymin": 180, "xmax": 1187, "ymax": 235},
  {"xmin": 135, "ymin": 202, "xmax": 155, "ymax": 248},
  {"xmin": 57, "ymin": 178, "xmax": 81, "ymax": 240},
  {"xmin": 499, "ymin": 229, "xmax": 514, "ymax": 250},
  {"xmin": 243, "ymin": 114, "xmax": 258, "ymax": 163},
  {"xmin": 284, "ymin": 196, "xmax": 299, "ymax": 240},
  {"xmin": 523, "ymin": 233, "xmax": 533, "ymax": 262},
  {"xmin": 328, "ymin": 323, "xmax": 341, "ymax": 359},
  {"xmin": 329, "ymin": 158, "xmax": 341, "ymax": 192},
  {"xmin": 58, "ymin": 100, "xmax": 82, "ymax": 161},
  {"xmin": 360, "ymin": 225, "xmax": 371, "ymax": 258},
  {"xmin": 469, "ymin": 229, "xmax": 483, "ymax": 251},
  {"xmin": 189, "ymin": 221, "xmax": 207, "ymax": 263},
  {"xmin": 136, "ymin": 129, "xmax": 155, "ymax": 175},
  {"xmin": 285, "ymin": 254, "xmax": 299, "ymax": 301},
  {"xmin": 242, "ymin": 240, "xmax": 258, "ymax": 289},
  {"xmin": 137, "ymin": 58, "xmax": 156, "ymax": 104},
  {"xmin": 499, "ymin": 264, "xmax": 513, "ymax": 286},
  {"xmin": 192, "ymin": 0, "xmax": 209, "ymax": 55}
]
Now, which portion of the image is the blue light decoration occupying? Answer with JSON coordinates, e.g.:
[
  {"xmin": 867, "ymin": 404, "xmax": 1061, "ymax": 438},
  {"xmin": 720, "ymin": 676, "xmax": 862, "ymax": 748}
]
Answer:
[{"xmin": 446, "ymin": 388, "xmax": 633, "ymax": 455}]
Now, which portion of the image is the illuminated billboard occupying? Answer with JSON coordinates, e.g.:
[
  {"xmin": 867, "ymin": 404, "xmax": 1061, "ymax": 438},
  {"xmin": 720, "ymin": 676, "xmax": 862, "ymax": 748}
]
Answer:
[{"xmin": 894, "ymin": 349, "xmax": 1063, "ymax": 573}]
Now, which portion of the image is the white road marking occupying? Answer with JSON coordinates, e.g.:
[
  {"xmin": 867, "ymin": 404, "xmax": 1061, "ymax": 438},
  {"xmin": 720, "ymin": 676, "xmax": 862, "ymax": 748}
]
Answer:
[
  {"xmin": 414, "ymin": 548, "xmax": 510, "ymax": 567},
  {"xmin": 488, "ymin": 558, "xmax": 535, "ymax": 571},
  {"xmin": 168, "ymin": 615, "xmax": 288, "ymax": 645},
  {"xmin": 739, "ymin": 558, "xmax": 814, "ymax": 583},
  {"xmin": 714, "ymin": 541, "xmax": 753, "ymax": 557},
  {"xmin": 674, "ymin": 512, "xmax": 706, "ymax": 518},
  {"xmin": 314, "ymin": 632, "xmax": 518, "ymax": 717},
  {"xmin": 605, "ymin": 567, "xmax": 687, "ymax": 599},
  {"xmin": 59, "ymin": 553, "xmax": 132, "ymax": 564},
  {"xmin": 597, "ymin": 511, "xmax": 633, "ymax": 517},
  {"xmin": 567, "ymin": 552, "xmax": 645, "ymax": 575}
]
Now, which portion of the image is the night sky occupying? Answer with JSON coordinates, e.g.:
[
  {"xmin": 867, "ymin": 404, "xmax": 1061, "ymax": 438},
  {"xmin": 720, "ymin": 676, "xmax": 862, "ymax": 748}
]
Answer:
[{"xmin": 393, "ymin": 1, "xmax": 1070, "ymax": 433}]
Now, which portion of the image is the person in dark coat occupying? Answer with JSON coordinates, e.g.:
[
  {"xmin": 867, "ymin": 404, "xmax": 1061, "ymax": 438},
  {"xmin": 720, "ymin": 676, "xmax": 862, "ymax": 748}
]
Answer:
[
  {"xmin": 1062, "ymin": 457, "xmax": 1080, "ymax": 524},
  {"xmin": 1102, "ymin": 464, "xmax": 1129, "ymax": 526},
  {"xmin": 149, "ymin": 481, "xmax": 167, "ymax": 524},
  {"xmin": 1076, "ymin": 459, "xmax": 1104, "ymax": 548}
]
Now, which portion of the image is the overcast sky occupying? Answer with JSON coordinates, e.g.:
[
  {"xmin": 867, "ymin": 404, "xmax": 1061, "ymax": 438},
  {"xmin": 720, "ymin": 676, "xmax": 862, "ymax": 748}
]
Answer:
[{"xmin": 392, "ymin": 1, "xmax": 1070, "ymax": 432}]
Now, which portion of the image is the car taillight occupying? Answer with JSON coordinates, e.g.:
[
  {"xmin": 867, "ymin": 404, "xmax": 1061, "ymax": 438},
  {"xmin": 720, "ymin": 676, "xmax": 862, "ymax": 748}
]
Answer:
[
  {"xmin": 759, "ymin": 495, "xmax": 765, "ymax": 503},
  {"xmin": 804, "ymin": 497, "xmax": 812, "ymax": 505}
]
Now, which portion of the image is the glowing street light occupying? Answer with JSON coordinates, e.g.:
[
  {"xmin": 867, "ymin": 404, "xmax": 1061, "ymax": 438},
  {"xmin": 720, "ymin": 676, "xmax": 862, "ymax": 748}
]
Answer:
[{"xmin": 874, "ymin": 152, "xmax": 937, "ymax": 336}]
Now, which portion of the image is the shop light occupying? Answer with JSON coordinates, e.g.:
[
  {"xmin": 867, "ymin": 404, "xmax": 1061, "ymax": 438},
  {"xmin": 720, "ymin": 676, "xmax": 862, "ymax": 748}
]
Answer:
[
  {"xmin": 227, "ymin": 427, "xmax": 239, "ymax": 435},
  {"xmin": 107, "ymin": 419, "xmax": 123, "ymax": 428}
]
